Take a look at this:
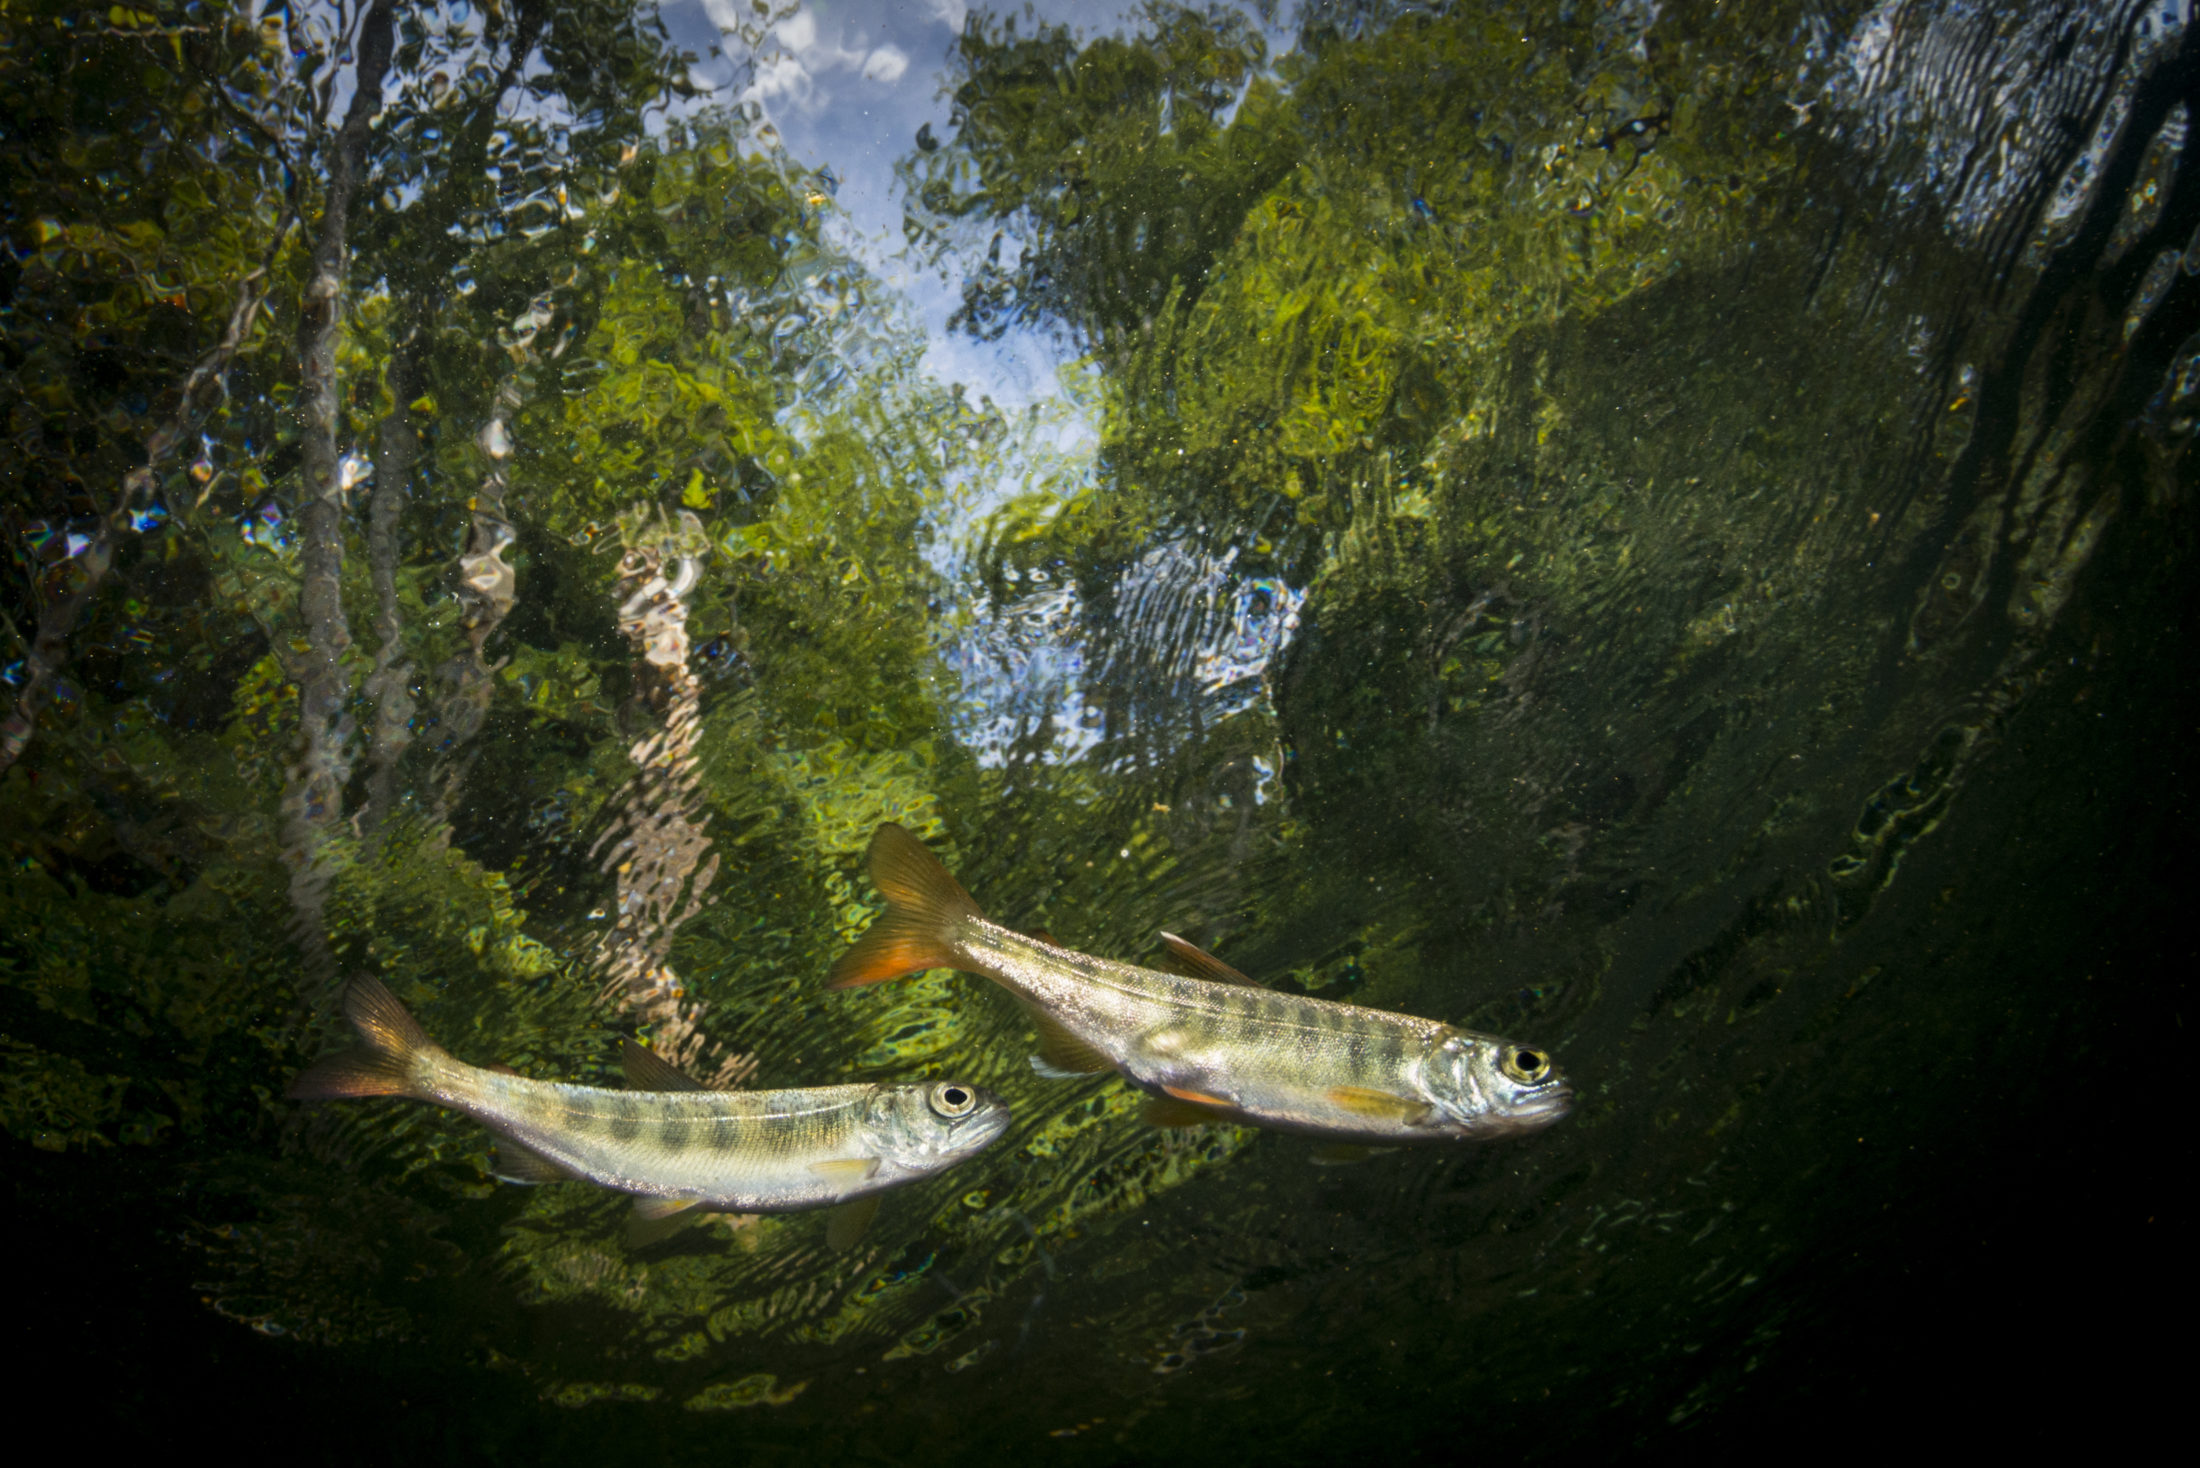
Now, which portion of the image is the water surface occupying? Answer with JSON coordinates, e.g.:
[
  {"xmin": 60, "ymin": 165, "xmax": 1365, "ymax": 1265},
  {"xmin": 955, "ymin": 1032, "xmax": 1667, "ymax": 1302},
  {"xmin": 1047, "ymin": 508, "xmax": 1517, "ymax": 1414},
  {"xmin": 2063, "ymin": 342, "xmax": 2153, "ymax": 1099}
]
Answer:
[{"xmin": 0, "ymin": 0, "xmax": 2190, "ymax": 1456}]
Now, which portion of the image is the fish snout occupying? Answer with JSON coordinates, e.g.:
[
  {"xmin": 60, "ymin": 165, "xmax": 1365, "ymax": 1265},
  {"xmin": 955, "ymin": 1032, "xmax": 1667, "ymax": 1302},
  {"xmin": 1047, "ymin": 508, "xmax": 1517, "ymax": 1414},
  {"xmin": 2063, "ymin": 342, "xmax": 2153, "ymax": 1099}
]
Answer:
[
  {"xmin": 1461, "ymin": 1076, "xmax": 1572, "ymax": 1135},
  {"xmin": 958, "ymin": 1089, "xmax": 1014, "ymax": 1153},
  {"xmin": 1518, "ymin": 1078, "xmax": 1575, "ymax": 1125}
]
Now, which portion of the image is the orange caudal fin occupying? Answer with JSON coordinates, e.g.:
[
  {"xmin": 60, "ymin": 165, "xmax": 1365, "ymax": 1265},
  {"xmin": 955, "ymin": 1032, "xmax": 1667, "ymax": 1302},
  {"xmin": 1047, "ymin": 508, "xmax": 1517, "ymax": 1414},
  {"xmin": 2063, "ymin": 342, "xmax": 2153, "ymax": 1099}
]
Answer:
[
  {"xmin": 826, "ymin": 824, "xmax": 988, "ymax": 989},
  {"xmin": 288, "ymin": 975, "xmax": 439, "ymax": 1100}
]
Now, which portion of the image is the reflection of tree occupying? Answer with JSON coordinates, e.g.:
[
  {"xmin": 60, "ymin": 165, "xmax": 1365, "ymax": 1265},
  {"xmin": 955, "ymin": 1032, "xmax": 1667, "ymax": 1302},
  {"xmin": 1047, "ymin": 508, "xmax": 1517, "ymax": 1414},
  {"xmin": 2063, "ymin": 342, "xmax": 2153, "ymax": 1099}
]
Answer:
[
  {"xmin": 918, "ymin": 1, "xmax": 1806, "ymax": 569},
  {"xmin": 0, "ymin": 0, "xmax": 1018, "ymax": 1379},
  {"xmin": 282, "ymin": 0, "xmax": 395, "ymax": 992},
  {"xmin": 0, "ymin": 213, "xmax": 294, "ymax": 775},
  {"xmin": 905, "ymin": 2, "xmax": 1290, "ymax": 346},
  {"xmin": 10, "ymin": 0, "xmax": 2166, "ymax": 1428},
  {"xmin": 1, "ymin": 2, "xmax": 302, "ymax": 772}
]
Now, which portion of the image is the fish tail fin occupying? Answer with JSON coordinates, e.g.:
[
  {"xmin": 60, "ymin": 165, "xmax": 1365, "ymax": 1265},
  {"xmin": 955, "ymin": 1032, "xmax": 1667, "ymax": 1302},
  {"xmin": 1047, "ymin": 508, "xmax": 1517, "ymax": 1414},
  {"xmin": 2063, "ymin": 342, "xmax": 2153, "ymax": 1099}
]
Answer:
[
  {"xmin": 287, "ymin": 975, "xmax": 439, "ymax": 1100},
  {"xmin": 826, "ymin": 823, "xmax": 987, "ymax": 990}
]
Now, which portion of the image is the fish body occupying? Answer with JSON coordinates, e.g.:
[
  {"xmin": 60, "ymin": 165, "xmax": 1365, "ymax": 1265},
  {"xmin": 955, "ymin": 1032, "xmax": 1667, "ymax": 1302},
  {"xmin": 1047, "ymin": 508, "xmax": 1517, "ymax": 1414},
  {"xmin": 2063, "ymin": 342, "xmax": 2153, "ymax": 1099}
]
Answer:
[
  {"xmin": 828, "ymin": 824, "xmax": 1572, "ymax": 1144},
  {"xmin": 291, "ymin": 976, "xmax": 1010, "ymax": 1217}
]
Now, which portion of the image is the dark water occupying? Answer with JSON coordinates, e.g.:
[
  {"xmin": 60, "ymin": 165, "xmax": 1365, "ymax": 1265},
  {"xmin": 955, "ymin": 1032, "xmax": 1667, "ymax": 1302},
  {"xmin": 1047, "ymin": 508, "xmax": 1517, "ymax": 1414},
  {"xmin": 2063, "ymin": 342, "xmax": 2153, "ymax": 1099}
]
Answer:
[{"xmin": 1, "ymin": 0, "xmax": 2189, "ymax": 1457}]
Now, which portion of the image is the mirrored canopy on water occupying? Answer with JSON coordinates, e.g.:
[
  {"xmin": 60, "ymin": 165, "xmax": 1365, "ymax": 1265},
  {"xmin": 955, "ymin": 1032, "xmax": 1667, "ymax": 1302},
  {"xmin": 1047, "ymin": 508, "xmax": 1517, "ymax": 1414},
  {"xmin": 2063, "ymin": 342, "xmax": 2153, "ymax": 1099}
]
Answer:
[{"xmin": 0, "ymin": 0, "xmax": 2190, "ymax": 1454}]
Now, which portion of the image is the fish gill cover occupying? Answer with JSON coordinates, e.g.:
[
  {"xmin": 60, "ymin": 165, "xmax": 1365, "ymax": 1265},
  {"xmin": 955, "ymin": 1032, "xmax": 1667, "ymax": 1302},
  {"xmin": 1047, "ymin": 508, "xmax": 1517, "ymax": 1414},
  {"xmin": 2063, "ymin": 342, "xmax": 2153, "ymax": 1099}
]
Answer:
[{"xmin": 0, "ymin": 0, "xmax": 2190, "ymax": 1457}]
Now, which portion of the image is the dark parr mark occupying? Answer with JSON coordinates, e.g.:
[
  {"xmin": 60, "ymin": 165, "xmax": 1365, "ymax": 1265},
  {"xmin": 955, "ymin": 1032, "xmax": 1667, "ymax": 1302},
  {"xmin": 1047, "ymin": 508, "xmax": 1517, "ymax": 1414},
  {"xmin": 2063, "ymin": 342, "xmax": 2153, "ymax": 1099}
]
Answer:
[{"xmin": 609, "ymin": 1097, "xmax": 643, "ymax": 1142}]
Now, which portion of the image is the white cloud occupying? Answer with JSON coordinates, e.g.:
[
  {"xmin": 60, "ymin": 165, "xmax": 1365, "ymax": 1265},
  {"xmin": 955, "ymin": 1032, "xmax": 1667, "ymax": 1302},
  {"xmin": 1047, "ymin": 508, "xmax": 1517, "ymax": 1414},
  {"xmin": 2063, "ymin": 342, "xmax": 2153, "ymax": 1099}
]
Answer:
[
  {"xmin": 732, "ymin": 8, "xmax": 914, "ymax": 111},
  {"xmin": 776, "ymin": 10, "xmax": 818, "ymax": 54},
  {"xmin": 773, "ymin": 9, "xmax": 876, "ymax": 72},
  {"xmin": 861, "ymin": 44, "xmax": 910, "ymax": 83},
  {"xmin": 698, "ymin": 0, "xmax": 747, "ymax": 32},
  {"xmin": 923, "ymin": 0, "xmax": 968, "ymax": 33},
  {"xmin": 745, "ymin": 53, "xmax": 818, "ymax": 110}
]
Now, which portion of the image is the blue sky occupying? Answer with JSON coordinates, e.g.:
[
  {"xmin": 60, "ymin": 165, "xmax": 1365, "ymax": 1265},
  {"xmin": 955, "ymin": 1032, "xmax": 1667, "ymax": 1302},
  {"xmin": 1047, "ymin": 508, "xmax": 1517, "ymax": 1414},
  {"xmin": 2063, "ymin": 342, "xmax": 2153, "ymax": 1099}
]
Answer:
[
  {"xmin": 657, "ymin": 0, "xmax": 1151, "ymax": 407},
  {"xmin": 641, "ymin": 4, "xmax": 1312, "ymax": 764}
]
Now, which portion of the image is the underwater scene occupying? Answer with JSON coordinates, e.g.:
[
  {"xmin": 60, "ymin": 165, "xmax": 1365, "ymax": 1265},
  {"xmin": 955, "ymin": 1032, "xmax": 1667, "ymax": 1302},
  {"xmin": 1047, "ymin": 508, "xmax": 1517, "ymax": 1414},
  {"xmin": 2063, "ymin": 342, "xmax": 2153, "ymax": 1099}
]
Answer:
[{"xmin": 1, "ymin": 0, "xmax": 2189, "ymax": 1457}]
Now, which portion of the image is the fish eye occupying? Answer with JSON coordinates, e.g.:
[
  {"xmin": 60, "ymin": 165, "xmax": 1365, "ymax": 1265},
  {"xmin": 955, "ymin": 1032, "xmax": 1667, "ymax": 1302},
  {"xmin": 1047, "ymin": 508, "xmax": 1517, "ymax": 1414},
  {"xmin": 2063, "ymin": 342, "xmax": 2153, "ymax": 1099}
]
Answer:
[
  {"xmin": 930, "ymin": 1083, "xmax": 976, "ymax": 1118},
  {"xmin": 1499, "ymin": 1047, "xmax": 1551, "ymax": 1084}
]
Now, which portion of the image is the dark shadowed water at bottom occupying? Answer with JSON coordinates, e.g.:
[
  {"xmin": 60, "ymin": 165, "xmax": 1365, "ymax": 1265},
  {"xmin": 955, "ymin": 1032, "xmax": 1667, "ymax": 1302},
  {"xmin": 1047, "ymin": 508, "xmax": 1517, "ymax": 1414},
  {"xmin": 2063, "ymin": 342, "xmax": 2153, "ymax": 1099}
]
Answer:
[{"xmin": 1, "ymin": 0, "xmax": 2189, "ymax": 1459}]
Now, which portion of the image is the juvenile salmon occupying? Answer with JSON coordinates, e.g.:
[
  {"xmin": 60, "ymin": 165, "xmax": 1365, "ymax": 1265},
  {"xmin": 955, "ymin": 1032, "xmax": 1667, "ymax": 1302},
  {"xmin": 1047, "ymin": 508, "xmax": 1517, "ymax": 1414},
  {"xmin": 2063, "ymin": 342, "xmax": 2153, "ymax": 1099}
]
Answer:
[
  {"xmin": 828, "ymin": 825, "xmax": 1572, "ymax": 1144},
  {"xmin": 291, "ymin": 975, "xmax": 1010, "ymax": 1243}
]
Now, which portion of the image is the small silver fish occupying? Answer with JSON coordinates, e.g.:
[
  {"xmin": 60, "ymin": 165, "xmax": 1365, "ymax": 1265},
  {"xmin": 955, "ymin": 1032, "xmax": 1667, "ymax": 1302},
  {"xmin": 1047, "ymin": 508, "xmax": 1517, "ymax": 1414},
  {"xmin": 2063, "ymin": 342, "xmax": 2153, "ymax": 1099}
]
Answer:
[
  {"xmin": 290, "ymin": 975, "xmax": 1010, "ymax": 1245},
  {"xmin": 828, "ymin": 825, "xmax": 1572, "ymax": 1145}
]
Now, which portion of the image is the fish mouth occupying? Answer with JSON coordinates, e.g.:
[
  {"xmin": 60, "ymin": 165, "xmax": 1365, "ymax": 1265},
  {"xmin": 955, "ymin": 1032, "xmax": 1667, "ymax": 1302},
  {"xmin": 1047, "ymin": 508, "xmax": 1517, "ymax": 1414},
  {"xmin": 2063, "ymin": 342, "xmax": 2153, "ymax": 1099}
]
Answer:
[
  {"xmin": 1505, "ymin": 1081, "xmax": 1574, "ymax": 1128},
  {"xmin": 958, "ymin": 1103, "xmax": 1014, "ymax": 1155}
]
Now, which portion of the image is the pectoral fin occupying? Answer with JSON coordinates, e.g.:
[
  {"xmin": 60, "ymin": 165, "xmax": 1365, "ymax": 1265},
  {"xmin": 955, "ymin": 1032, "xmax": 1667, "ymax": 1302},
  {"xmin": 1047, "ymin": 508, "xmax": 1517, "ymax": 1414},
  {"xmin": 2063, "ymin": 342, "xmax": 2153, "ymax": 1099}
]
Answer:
[
  {"xmin": 621, "ymin": 1038, "xmax": 706, "ymax": 1092},
  {"xmin": 1021, "ymin": 1002, "xmax": 1113, "ymax": 1078},
  {"xmin": 491, "ymin": 1140, "xmax": 580, "ymax": 1185},
  {"xmin": 826, "ymin": 1193, "xmax": 882, "ymax": 1252},
  {"xmin": 1326, "ymin": 1086, "xmax": 1434, "ymax": 1126},
  {"xmin": 807, "ymin": 1157, "xmax": 883, "ymax": 1185},
  {"xmin": 1157, "ymin": 932, "xmax": 1265, "ymax": 988},
  {"xmin": 626, "ymin": 1194, "xmax": 705, "ymax": 1249}
]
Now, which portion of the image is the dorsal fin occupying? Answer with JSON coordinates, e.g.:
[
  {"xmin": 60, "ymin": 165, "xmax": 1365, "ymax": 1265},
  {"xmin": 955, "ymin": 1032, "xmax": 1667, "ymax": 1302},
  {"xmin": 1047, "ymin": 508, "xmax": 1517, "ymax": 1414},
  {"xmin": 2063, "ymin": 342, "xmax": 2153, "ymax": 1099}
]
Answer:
[
  {"xmin": 1157, "ymin": 932, "xmax": 1264, "ymax": 988},
  {"xmin": 621, "ymin": 1039, "xmax": 705, "ymax": 1092}
]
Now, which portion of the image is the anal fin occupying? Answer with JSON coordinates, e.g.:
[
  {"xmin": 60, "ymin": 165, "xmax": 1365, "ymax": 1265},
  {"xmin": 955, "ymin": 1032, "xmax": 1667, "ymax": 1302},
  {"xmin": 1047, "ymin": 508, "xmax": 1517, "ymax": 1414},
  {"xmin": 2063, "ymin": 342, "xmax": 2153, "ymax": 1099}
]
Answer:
[
  {"xmin": 492, "ymin": 1139, "xmax": 580, "ymax": 1185},
  {"xmin": 626, "ymin": 1194, "xmax": 704, "ymax": 1249},
  {"xmin": 1020, "ymin": 1002, "xmax": 1113, "ymax": 1077},
  {"xmin": 826, "ymin": 1192, "xmax": 882, "ymax": 1252}
]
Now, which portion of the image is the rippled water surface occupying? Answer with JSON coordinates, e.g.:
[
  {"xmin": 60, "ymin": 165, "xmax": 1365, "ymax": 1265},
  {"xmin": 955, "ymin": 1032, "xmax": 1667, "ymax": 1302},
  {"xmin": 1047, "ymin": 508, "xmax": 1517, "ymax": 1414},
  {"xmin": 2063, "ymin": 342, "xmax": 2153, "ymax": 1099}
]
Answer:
[{"xmin": 2, "ymin": 0, "xmax": 2190, "ymax": 1456}]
